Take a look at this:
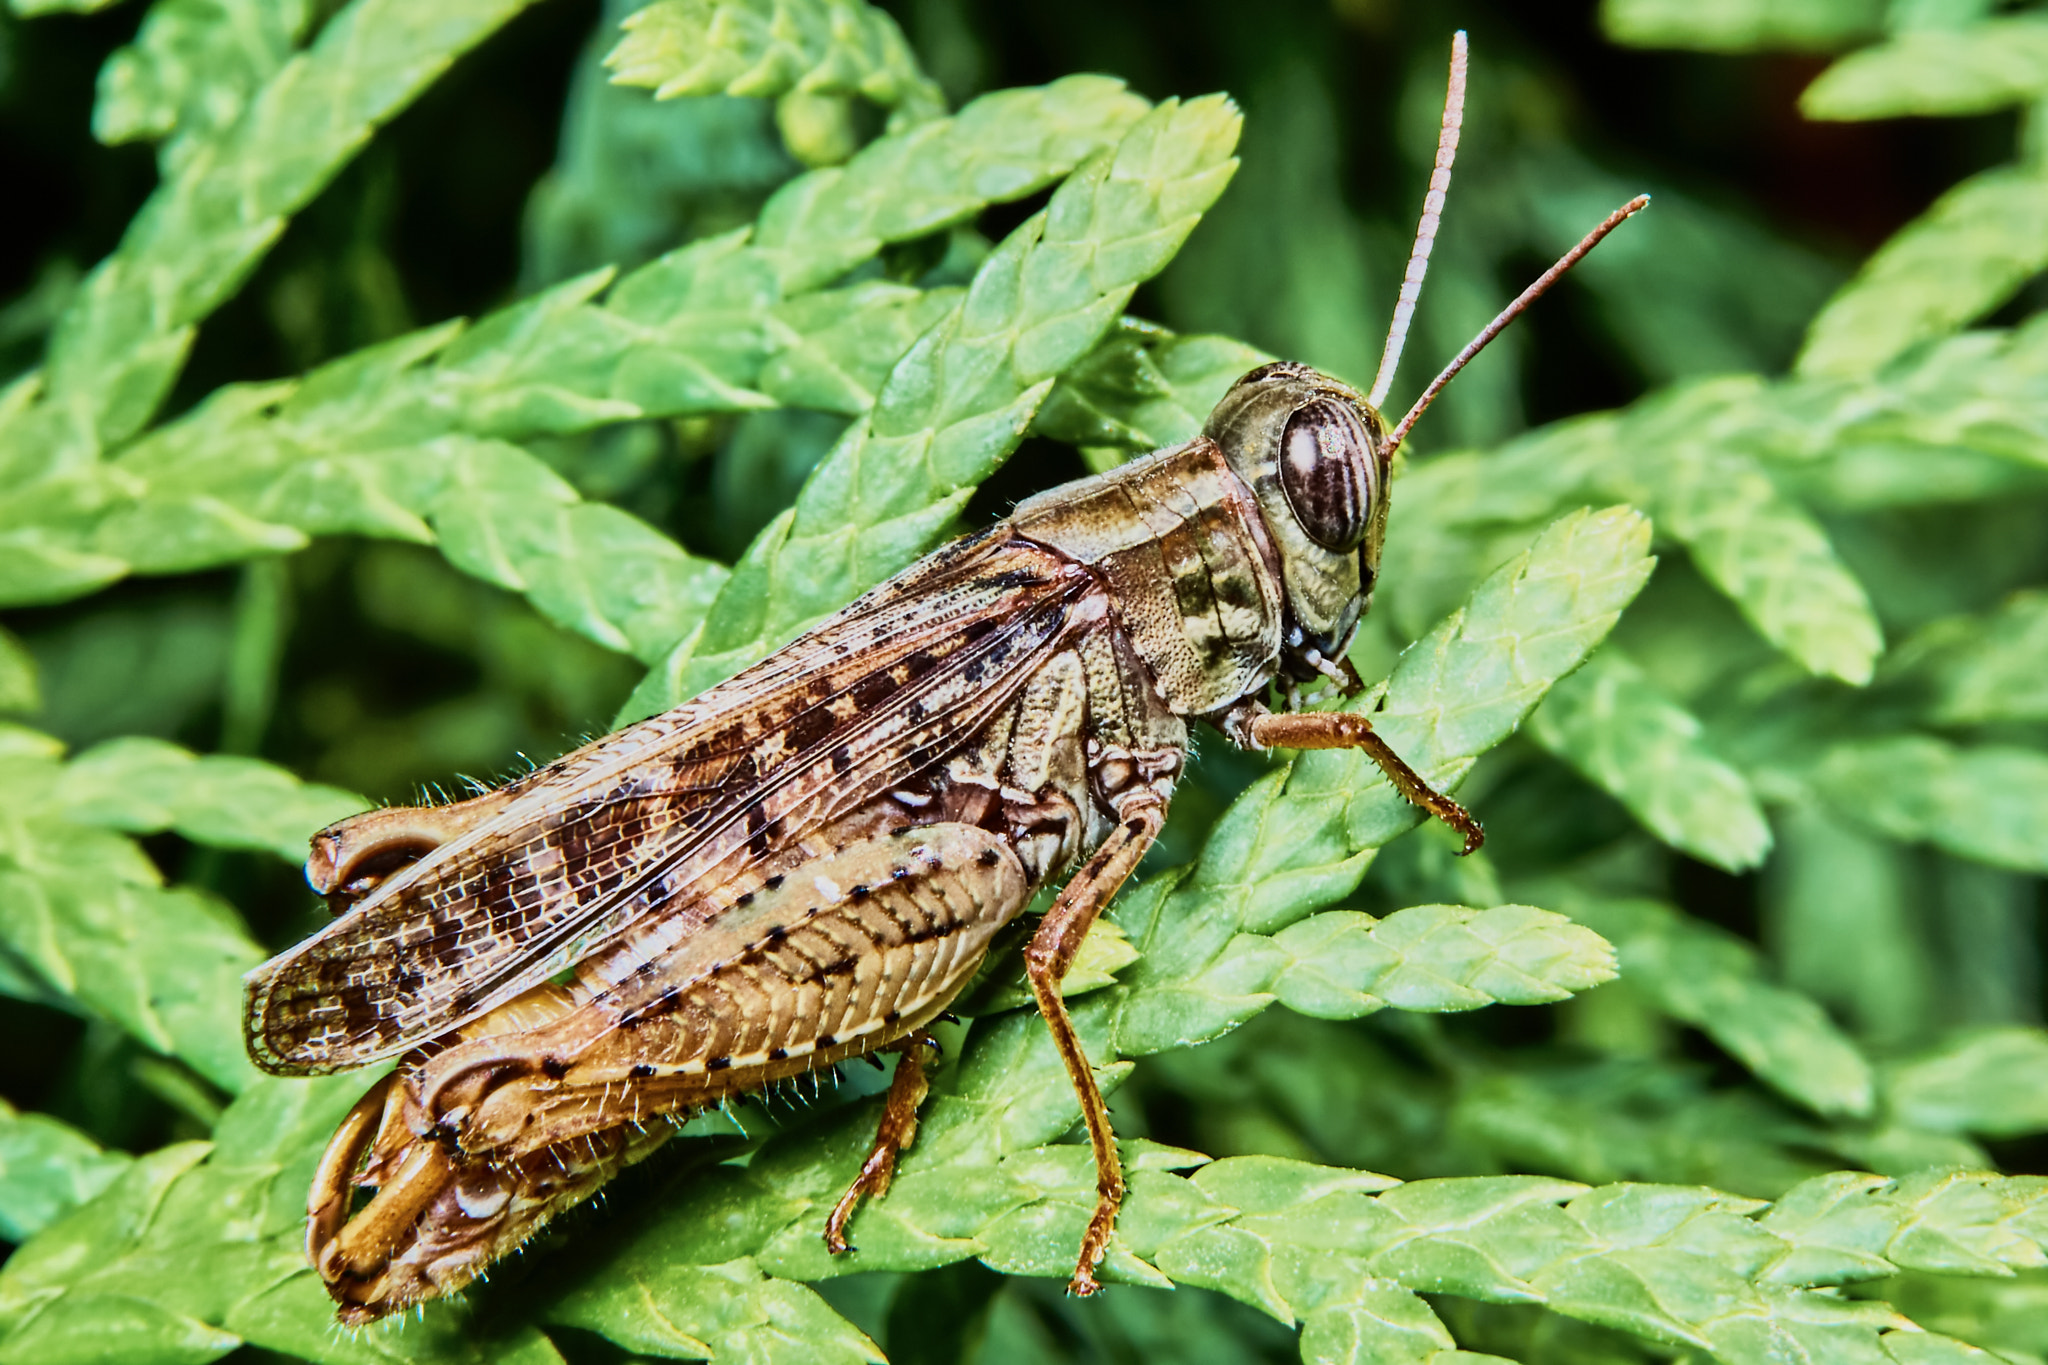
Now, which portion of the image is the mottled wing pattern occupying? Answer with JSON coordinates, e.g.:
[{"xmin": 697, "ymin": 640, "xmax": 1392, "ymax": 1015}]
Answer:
[{"xmin": 245, "ymin": 531, "xmax": 1100, "ymax": 1074}]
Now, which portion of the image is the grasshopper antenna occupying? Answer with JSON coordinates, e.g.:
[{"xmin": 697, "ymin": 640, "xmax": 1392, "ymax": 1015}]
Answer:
[
  {"xmin": 1368, "ymin": 30, "xmax": 1468, "ymax": 411},
  {"xmin": 1385, "ymin": 193, "xmax": 1651, "ymax": 456}
]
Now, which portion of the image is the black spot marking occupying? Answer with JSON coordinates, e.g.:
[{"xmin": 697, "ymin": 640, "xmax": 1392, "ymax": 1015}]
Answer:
[
  {"xmin": 892, "ymin": 865, "xmax": 911, "ymax": 880},
  {"xmin": 765, "ymin": 925, "xmax": 788, "ymax": 944},
  {"xmin": 1212, "ymin": 571, "xmax": 1259, "ymax": 611},
  {"xmin": 769, "ymin": 1047, "xmax": 789, "ymax": 1060},
  {"xmin": 961, "ymin": 617, "xmax": 1000, "ymax": 644},
  {"xmin": 905, "ymin": 701, "xmax": 926, "ymax": 723},
  {"xmin": 788, "ymin": 706, "xmax": 836, "ymax": 751},
  {"xmin": 707, "ymin": 1056, "xmax": 732, "ymax": 1072},
  {"xmin": 974, "ymin": 570, "xmax": 1044, "ymax": 591},
  {"xmin": 746, "ymin": 804, "xmax": 777, "ymax": 860},
  {"xmin": 977, "ymin": 848, "xmax": 1001, "ymax": 867},
  {"xmin": 902, "ymin": 649, "xmax": 940, "ymax": 682},
  {"xmin": 850, "ymin": 671, "xmax": 900, "ymax": 709},
  {"xmin": 629, "ymin": 1064, "xmax": 656, "ymax": 1078},
  {"xmin": 540, "ymin": 1057, "xmax": 569, "ymax": 1079},
  {"xmin": 766, "ymin": 874, "xmax": 785, "ymax": 890},
  {"xmin": 1126, "ymin": 818, "xmax": 1148, "ymax": 834},
  {"xmin": 736, "ymin": 891, "xmax": 755, "ymax": 907},
  {"xmin": 885, "ymin": 1009, "xmax": 902, "ymax": 1024},
  {"xmin": 890, "ymin": 826, "xmax": 912, "ymax": 838},
  {"xmin": 850, "ymin": 884, "xmax": 871, "ymax": 901},
  {"xmin": 830, "ymin": 747, "xmax": 852, "ymax": 775},
  {"xmin": 818, "ymin": 1033, "xmax": 838, "ymax": 1047}
]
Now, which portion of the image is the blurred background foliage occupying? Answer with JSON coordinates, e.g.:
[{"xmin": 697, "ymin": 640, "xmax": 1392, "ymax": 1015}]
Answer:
[{"xmin": 4, "ymin": 0, "xmax": 2048, "ymax": 1361}]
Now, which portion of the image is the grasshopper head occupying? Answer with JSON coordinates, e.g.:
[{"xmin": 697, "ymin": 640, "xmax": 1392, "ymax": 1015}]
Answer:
[{"xmin": 1205, "ymin": 361, "xmax": 1388, "ymax": 683}]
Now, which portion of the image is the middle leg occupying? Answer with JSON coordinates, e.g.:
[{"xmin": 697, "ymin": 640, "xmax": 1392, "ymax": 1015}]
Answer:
[{"xmin": 1023, "ymin": 797, "xmax": 1165, "ymax": 1296}]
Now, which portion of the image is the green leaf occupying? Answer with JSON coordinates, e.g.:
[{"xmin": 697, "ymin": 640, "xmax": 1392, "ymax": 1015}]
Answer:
[
  {"xmin": 52, "ymin": 736, "xmax": 362, "ymax": 863},
  {"xmin": 0, "ymin": 1077, "xmax": 567, "ymax": 1365},
  {"xmin": 1569, "ymin": 899, "xmax": 1877, "ymax": 1120},
  {"xmin": 0, "ymin": 731, "xmax": 272, "ymax": 1091},
  {"xmin": 608, "ymin": 0, "xmax": 944, "ymax": 124},
  {"xmin": 1797, "ymin": 166, "xmax": 2048, "ymax": 379},
  {"xmin": 1886, "ymin": 1028, "xmax": 2048, "ymax": 1139},
  {"xmin": 1599, "ymin": 0, "xmax": 1881, "ymax": 52},
  {"xmin": 1801, "ymin": 18, "xmax": 2048, "ymax": 120},
  {"xmin": 629, "ymin": 93, "xmax": 1245, "ymax": 715},
  {"xmin": 1216, "ymin": 905, "xmax": 1617, "ymax": 1023},
  {"xmin": 1529, "ymin": 648, "xmax": 1772, "ymax": 870},
  {"xmin": 1618, "ymin": 387, "xmax": 1884, "ymax": 684},
  {"xmin": 0, "ymin": 628, "xmax": 36, "ymax": 715},
  {"xmin": 0, "ymin": 829, "xmax": 263, "ymax": 1094},
  {"xmin": 1393, "ymin": 381, "xmax": 1885, "ymax": 684},
  {"xmin": 93, "ymin": 0, "xmax": 314, "ymax": 173},
  {"xmin": 1031, "ymin": 324, "xmax": 1271, "ymax": 471},
  {"xmin": 546, "ymin": 1256, "xmax": 883, "ymax": 1363},
  {"xmin": 0, "ymin": 1101, "xmax": 132, "ymax": 1244},
  {"xmin": 43, "ymin": 0, "xmax": 548, "ymax": 446},
  {"xmin": 3, "ymin": 78, "xmax": 1154, "ymax": 662},
  {"xmin": 1888, "ymin": 589, "xmax": 2048, "ymax": 725},
  {"xmin": 1813, "ymin": 734, "xmax": 2048, "ymax": 874}
]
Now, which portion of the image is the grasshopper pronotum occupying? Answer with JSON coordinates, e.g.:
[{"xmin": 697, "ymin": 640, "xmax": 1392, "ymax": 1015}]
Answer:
[{"xmin": 242, "ymin": 33, "xmax": 1645, "ymax": 1323}]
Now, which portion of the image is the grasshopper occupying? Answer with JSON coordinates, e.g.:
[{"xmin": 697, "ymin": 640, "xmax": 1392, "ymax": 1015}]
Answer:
[{"xmin": 243, "ymin": 34, "xmax": 1646, "ymax": 1324}]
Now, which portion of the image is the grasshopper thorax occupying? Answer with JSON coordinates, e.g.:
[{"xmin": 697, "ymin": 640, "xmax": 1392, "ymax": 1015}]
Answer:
[{"xmin": 1205, "ymin": 361, "xmax": 1389, "ymax": 684}]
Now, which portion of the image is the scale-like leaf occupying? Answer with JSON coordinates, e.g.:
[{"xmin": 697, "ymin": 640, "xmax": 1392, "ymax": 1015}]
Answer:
[
  {"xmin": 1814, "ymin": 735, "xmax": 2048, "ymax": 875},
  {"xmin": 43, "ymin": 0, "xmax": 548, "ymax": 447},
  {"xmin": 93, "ymin": 0, "xmax": 313, "ymax": 172},
  {"xmin": 547, "ymin": 1257, "xmax": 883, "ymax": 1363},
  {"xmin": 1888, "ymin": 589, "xmax": 2048, "ymax": 725},
  {"xmin": 2, "ymin": 77, "xmax": 1152, "ymax": 667},
  {"xmin": 629, "ymin": 93, "xmax": 1245, "ymax": 715},
  {"xmin": 1568, "ymin": 899, "xmax": 1876, "ymax": 1120},
  {"xmin": 0, "ymin": 1078, "xmax": 566, "ymax": 1365},
  {"xmin": 0, "ymin": 1102, "xmax": 131, "ymax": 1244},
  {"xmin": 1530, "ymin": 648, "xmax": 1772, "ymax": 870},
  {"xmin": 1802, "ymin": 18, "xmax": 2048, "ymax": 120},
  {"xmin": 1600, "ymin": 0, "xmax": 1881, "ymax": 53},
  {"xmin": 1215, "ymin": 904, "xmax": 1616, "ymax": 1022},
  {"xmin": 0, "ymin": 828, "xmax": 262, "ymax": 1094},
  {"xmin": 1032, "ymin": 325, "xmax": 1271, "ymax": 472},
  {"xmin": 1392, "ymin": 382, "xmax": 1884, "ymax": 684},
  {"xmin": 1798, "ymin": 166, "xmax": 2048, "ymax": 379},
  {"xmin": 0, "ymin": 730, "xmax": 328, "ymax": 1091},
  {"xmin": 1885, "ymin": 1028, "xmax": 2048, "ymax": 1139},
  {"xmin": 51, "ymin": 736, "xmax": 361, "ymax": 863},
  {"xmin": 0, "ymin": 629, "xmax": 34, "ymax": 714},
  {"xmin": 609, "ymin": 0, "xmax": 944, "ymax": 124},
  {"xmin": 1619, "ymin": 392, "xmax": 1883, "ymax": 684}
]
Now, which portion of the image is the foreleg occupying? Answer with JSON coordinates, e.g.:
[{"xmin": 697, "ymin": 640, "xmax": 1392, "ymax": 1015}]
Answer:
[{"xmin": 1221, "ymin": 701, "xmax": 1483, "ymax": 854}]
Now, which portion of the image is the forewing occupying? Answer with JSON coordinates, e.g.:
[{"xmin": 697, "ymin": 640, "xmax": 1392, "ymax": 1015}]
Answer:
[{"xmin": 244, "ymin": 533, "xmax": 1095, "ymax": 1074}]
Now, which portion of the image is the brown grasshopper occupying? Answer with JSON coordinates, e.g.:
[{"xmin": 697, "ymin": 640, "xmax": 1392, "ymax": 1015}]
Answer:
[{"xmin": 243, "ymin": 33, "xmax": 1646, "ymax": 1324}]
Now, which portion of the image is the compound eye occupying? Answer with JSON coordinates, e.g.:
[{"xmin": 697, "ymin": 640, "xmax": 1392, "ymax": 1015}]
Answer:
[{"xmin": 1278, "ymin": 399, "xmax": 1377, "ymax": 552}]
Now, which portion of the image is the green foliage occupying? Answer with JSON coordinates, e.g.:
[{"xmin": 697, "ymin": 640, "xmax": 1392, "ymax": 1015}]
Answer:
[
  {"xmin": 2, "ymin": 1, "xmax": 2047, "ymax": 1362},
  {"xmin": 609, "ymin": 0, "xmax": 946, "ymax": 138},
  {"xmin": 1601, "ymin": 0, "xmax": 1883, "ymax": 53}
]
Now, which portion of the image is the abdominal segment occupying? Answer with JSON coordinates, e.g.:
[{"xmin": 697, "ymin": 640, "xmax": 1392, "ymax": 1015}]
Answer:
[{"xmin": 307, "ymin": 820, "xmax": 1035, "ymax": 1322}]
